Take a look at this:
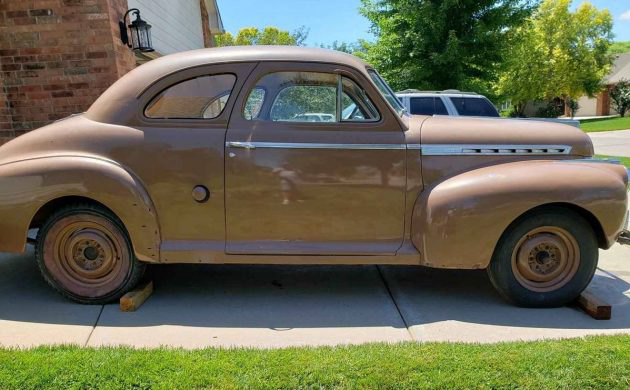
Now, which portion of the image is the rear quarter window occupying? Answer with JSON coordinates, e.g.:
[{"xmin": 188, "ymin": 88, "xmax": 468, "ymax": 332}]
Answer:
[{"xmin": 450, "ymin": 97, "xmax": 499, "ymax": 117}]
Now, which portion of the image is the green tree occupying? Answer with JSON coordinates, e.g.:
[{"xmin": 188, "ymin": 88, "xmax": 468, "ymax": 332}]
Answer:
[
  {"xmin": 360, "ymin": 0, "xmax": 537, "ymax": 96},
  {"xmin": 215, "ymin": 26, "xmax": 308, "ymax": 47},
  {"xmin": 318, "ymin": 40, "xmax": 366, "ymax": 55},
  {"xmin": 498, "ymin": 0, "xmax": 614, "ymax": 114},
  {"xmin": 610, "ymin": 79, "xmax": 630, "ymax": 117}
]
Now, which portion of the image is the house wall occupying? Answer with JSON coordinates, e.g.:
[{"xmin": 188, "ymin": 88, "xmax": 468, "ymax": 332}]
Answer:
[
  {"xmin": 575, "ymin": 95, "xmax": 598, "ymax": 117},
  {"xmin": 0, "ymin": 0, "xmax": 136, "ymax": 143},
  {"xmin": 127, "ymin": 0, "xmax": 205, "ymax": 55}
]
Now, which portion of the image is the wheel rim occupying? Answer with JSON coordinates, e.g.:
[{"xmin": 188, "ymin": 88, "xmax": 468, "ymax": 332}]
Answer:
[
  {"xmin": 511, "ymin": 226, "xmax": 580, "ymax": 292},
  {"xmin": 43, "ymin": 214, "xmax": 131, "ymax": 298}
]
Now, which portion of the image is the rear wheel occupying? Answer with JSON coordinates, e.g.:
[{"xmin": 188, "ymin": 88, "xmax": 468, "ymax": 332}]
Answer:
[
  {"xmin": 35, "ymin": 204, "xmax": 146, "ymax": 304},
  {"xmin": 487, "ymin": 207, "xmax": 598, "ymax": 307}
]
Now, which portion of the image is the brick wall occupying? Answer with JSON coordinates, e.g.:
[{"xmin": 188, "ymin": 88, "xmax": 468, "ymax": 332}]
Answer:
[{"xmin": 0, "ymin": 0, "xmax": 136, "ymax": 144}]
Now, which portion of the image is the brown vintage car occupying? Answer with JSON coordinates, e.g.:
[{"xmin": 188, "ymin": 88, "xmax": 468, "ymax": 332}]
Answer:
[{"xmin": 0, "ymin": 46, "xmax": 628, "ymax": 307}]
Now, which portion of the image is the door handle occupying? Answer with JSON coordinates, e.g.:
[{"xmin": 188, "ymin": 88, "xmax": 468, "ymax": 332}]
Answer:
[{"xmin": 226, "ymin": 141, "xmax": 255, "ymax": 150}]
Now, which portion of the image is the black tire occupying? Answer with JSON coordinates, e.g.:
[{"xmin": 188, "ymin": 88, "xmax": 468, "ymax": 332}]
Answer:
[
  {"xmin": 35, "ymin": 203, "xmax": 146, "ymax": 304},
  {"xmin": 487, "ymin": 206, "xmax": 598, "ymax": 307}
]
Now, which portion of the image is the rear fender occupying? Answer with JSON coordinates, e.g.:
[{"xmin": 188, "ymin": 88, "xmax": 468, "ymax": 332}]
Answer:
[
  {"xmin": 0, "ymin": 155, "xmax": 160, "ymax": 262},
  {"xmin": 412, "ymin": 160, "xmax": 628, "ymax": 269}
]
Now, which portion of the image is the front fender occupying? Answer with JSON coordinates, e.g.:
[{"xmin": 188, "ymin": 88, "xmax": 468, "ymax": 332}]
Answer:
[
  {"xmin": 0, "ymin": 155, "xmax": 160, "ymax": 262},
  {"xmin": 412, "ymin": 160, "xmax": 628, "ymax": 269}
]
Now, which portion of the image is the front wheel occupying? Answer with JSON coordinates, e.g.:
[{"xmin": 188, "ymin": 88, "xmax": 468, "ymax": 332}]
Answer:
[
  {"xmin": 487, "ymin": 207, "xmax": 598, "ymax": 307},
  {"xmin": 35, "ymin": 204, "xmax": 146, "ymax": 304}
]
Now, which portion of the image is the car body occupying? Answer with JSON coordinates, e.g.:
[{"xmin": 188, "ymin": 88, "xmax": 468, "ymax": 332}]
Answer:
[
  {"xmin": 0, "ymin": 46, "xmax": 627, "ymax": 306},
  {"xmin": 396, "ymin": 90, "xmax": 500, "ymax": 117}
]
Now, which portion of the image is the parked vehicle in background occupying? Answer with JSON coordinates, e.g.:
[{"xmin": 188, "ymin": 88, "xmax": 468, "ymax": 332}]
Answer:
[
  {"xmin": 293, "ymin": 113, "xmax": 335, "ymax": 122},
  {"xmin": 396, "ymin": 89, "xmax": 500, "ymax": 117},
  {"xmin": 397, "ymin": 89, "xmax": 581, "ymax": 128}
]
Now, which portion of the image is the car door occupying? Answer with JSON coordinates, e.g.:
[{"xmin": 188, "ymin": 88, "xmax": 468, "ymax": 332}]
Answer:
[
  {"xmin": 115, "ymin": 62, "xmax": 256, "ymax": 262},
  {"xmin": 224, "ymin": 62, "xmax": 407, "ymax": 255}
]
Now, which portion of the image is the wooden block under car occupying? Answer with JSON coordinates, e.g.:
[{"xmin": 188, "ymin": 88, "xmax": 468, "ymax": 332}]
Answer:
[
  {"xmin": 574, "ymin": 290, "xmax": 611, "ymax": 320},
  {"xmin": 120, "ymin": 280, "xmax": 153, "ymax": 312}
]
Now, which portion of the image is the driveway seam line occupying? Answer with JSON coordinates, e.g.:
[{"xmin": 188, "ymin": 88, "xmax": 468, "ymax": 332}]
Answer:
[
  {"xmin": 84, "ymin": 304, "xmax": 104, "ymax": 347},
  {"xmin": 376, "ymin": 265, "xmax": 415, "ymax": 341}
]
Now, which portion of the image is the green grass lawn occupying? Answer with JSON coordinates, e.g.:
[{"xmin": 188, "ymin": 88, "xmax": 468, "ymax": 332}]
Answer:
[
  {"xmin": 0, "ymin": 335, "xmax": 628, "ymax": 389},
  {"xmin": 580, "ymin": 116, "xmax": 630, "ymax": 132},
  {"xmin": 595, "ymin": 155, "xmax": 630, "ymax": 169}
]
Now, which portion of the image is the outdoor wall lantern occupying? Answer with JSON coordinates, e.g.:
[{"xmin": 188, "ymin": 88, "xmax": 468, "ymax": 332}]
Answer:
[{"xmin": 119, "ymin": 8, "xmax": 154, "ymax": 52}]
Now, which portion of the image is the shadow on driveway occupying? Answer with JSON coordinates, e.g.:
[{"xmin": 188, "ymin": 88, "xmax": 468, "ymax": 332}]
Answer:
[{"xmin": 0, "ymin": 247, "xmax": 628, "ymax": 347}]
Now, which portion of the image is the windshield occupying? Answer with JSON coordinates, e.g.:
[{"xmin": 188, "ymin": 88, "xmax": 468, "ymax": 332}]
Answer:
[{"xmin": 368, "ymin": 69, "xmax": 406, "ymax": 117}]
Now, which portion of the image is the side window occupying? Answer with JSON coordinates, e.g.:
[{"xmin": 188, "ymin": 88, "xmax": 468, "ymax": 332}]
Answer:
[
  {"xmin": 409, "ymin": 97, "xmax": 435, "ymax": 115},
  {"xmin": 450, "ymin": 97, "xmax": 499, "ymax": 117},
  {"xmin": 145, "ymin": 74, "xmax": 236, "ymax": 119},
  {"xmin": 409, "ymin": 97, "xmax": 449, "ymax": 116},
  {"xmin": 271, "ymin": 83, "xmax": 337, "ymax": 122},
  {"xmin": 434, "ymin": 98, "xmax": 448, "ymax": 115},
  {"xmin": 341, "ymin": 77, "xmax": 379, "ymax": 121},
  {"xmin": 242, "ymin": 71, "xmax": 379, "ymax": 122},
  {"xmin": 243, "ymin": 87, "xmax": 266, "ymax": 120}
]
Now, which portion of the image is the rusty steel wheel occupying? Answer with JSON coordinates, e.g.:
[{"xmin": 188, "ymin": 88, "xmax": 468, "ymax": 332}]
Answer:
[
  {"xmin": 36, "ymin": 204, "xmax": 145, "ymax": 304},
  {"xmin": 487, "ymin": 207, "xmax": 598, "ymax": 307},
  {"xmin": 511, "ymin": 226, "xmax": 580, "ymax": 293}
]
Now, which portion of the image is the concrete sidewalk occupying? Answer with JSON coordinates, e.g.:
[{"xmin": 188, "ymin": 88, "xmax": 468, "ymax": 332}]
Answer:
[
  {"xmin": 0, "ymin": 245, "xmax": 628, "ymax": 349},
  {"xmin": 588, "ymin": 129, "xmax": 630, "ymax": 157}
]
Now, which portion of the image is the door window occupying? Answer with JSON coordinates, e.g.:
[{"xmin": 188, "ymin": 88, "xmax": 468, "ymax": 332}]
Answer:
[
  {"xmin": 243, "ymin": 71, "xmax": 379, "ymax": 122},
  {"xmin": 145, "ymin": 74, "xmax": 236, "ymax": 119}
]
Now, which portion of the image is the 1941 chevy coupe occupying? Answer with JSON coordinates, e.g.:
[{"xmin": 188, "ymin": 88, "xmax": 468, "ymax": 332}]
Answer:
[{"xmin": 0, "ymin": 47, "xmax": 627, "ymax": 306}]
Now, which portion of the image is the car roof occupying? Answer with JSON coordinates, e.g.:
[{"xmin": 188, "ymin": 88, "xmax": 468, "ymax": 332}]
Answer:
[{"xmin": 87, "ymin": 46, "xmax": 372, "ymax": 123}]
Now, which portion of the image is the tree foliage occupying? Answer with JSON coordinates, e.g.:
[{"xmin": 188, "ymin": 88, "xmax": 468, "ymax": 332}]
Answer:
[
  {"xmin": 610, "ymin": 79, "xmax": 630, "ymax": 117},
  {"xmin": 318, "ymin": 40, "xmax": 366, "ymax": 55},
  {"xmin": 497, "ymin": 0, "xmax": 614, "ymax": 110},
  {"xmin": 215, "ymin": 26, "xmax": 308, "ymax": 47},
  {"xmin": 359, "ymin": 0, "xmax": 537, "ymax": 96}
]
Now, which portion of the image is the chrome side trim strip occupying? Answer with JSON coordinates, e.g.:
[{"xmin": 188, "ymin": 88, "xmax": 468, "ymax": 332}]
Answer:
[
  {"xmin": 226, "ymin": 141, "xmax": 406, "ymax": 150},
  {"xmin": 225, "ymin": 141, "xmax": 572, "ymax": 155},
  {"xmin": 416, "ymin": 144, "xmax": 572, "ymax": 156}
]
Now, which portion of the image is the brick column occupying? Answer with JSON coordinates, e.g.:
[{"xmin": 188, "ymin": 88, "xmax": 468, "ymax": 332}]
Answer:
[{"xmin": 0, "ymin": 0, "xmax": 136, "ymax": 143}]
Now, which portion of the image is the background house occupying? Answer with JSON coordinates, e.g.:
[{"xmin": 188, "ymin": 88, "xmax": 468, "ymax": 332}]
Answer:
[
  {"xmin": 0, "ymin": 0, "xmax": 223, "ymax": 144},
  {"xmin": 574, "ymin": 52, "xmax": 630, "ymax": 117}
]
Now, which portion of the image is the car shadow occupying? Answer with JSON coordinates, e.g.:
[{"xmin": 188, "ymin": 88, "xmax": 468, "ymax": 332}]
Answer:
[
  {"xmin": 379, "ymin": 265, "xmax": 630, "ymax": 331},
  {"xmin": 0, "ymin": 248, "xmax": 628, "ymax": 332}
]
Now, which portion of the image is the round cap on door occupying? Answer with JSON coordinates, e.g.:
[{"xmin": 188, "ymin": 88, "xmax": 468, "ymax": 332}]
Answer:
[{"xmin": 192, "ymin": 185, "xmax": 210, "ymax": 203}]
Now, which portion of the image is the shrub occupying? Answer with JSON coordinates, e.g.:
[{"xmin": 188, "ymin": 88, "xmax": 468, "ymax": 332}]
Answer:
[{"xmin": 610, "ymin": 79, "xmax": 630, "ymax": 117}]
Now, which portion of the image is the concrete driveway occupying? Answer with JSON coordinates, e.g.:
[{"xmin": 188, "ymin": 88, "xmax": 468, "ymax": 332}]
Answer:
[
  {"xmin": 588, "ymin": 129, "xmax": 630, "ymax": 157},
  {"xmin": 0, "ymin": 245, "xmax": 628, "ymax": 349}
]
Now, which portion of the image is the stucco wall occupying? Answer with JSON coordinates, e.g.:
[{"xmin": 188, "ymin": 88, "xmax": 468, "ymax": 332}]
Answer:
[
  {"xmin": 575, "ymin": 95, "xmax": 598, "ymax": 117},
  {"xmin": 127, "ymin": 0, "xmax": 204, "ymax": 55}
]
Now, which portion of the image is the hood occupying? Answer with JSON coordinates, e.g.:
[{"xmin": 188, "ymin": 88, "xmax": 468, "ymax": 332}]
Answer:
[{"xmin": 419, "ymin": 116, "xmax": 593, "ymax": 157}]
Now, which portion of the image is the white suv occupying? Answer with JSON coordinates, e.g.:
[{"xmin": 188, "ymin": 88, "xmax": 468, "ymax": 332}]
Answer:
[{"xmin": 396, "ymin": 89, "xmax": 500, "ymax": 117}]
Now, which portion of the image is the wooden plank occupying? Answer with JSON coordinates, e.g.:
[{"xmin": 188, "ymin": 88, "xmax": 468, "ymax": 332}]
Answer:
[
  {"xmin": 120, "ymin": 280, "xmax": 153, "ymax": 312},
  {"xmin": 575, "ymin": 290, "xmax": 611, "ymax": 320}
]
